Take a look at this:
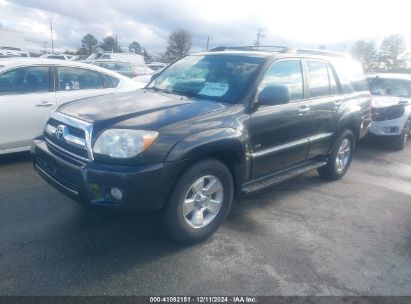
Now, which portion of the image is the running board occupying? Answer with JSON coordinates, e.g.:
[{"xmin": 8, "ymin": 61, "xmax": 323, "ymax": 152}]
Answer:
[{"xmin": 242, "ymin": 160, "xmax": 328, "ymax": 194}]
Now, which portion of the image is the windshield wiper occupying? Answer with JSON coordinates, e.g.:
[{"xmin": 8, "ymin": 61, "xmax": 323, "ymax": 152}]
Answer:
[
  {"xmin": 148, "ymin": 87, "xmax": 199, "ymax": 98},
  {"xmin": 168, "ymin": 89, "xmax": 199, "ymax": 98}
]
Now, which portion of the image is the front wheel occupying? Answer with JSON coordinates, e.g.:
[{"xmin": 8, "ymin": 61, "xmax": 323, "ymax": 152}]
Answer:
[
  {"xmin": 318, "ymin": 129, "xmax": 355, "ymax": 181},
  {"xmin": 163, "ymin": 159, "xmax": 233, "ymax": 244}
]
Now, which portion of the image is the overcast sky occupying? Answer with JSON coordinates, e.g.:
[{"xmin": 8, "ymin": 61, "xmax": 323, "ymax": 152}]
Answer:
[{"xmin": 1, "ymin": 0, "xmax": 410, "ymax": 53}]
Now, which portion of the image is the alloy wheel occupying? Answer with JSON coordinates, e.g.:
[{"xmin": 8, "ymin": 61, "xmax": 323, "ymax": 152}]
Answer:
[
  {"xmin": 183, "ymin": 175, "xmax": 224, "ymax": 229},
  {"xmin": 335, "ymin": 138, "xmax": 351, "ymax": 173}
]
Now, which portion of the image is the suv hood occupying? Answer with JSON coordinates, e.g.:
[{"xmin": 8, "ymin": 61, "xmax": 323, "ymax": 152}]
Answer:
[
  {"xmin": 372, "ymin": 95, "xmax": 410, "ymax": 108},
  {"xmin": 58, "ymin": 89, "xmax": 229, "ymax": 129}
]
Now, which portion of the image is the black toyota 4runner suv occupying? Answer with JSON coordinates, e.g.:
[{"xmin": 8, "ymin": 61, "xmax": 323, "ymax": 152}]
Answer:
[{"xmin": 32, "ymin": 47, "xmax": 371, "ymax": 243}]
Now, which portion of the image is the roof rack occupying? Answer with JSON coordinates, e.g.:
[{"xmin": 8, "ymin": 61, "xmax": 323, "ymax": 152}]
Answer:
[
  {"xmin": 209, "ymin": 45, "xmax": 288, "ymax": 52},
  {"xmin": 209, "ymin": 46, "xmax": 349, "ymax": 58}
]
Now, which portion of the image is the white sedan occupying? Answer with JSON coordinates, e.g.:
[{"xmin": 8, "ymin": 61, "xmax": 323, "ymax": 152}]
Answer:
[{"xmin": 0, "ymin": 58, "xmax": 143, "ymax": 154}]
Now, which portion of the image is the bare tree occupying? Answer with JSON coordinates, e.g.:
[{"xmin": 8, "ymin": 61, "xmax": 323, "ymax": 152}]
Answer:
[{"xmin": 165, "ymin": 30, "xmax": 192, "ymax": 61}]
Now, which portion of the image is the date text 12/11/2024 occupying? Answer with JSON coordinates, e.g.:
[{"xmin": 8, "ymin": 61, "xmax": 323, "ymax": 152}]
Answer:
[{"xmin": 149, "ymin": 297, "xmax": 258, "ymax": 303}]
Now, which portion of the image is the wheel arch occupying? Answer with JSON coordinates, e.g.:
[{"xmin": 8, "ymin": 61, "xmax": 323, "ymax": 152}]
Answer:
[
  {"xmin": 166, "ymin": 128, "xmax": 248, "ymax": 198},
  {"xmin": 335, "ymin": 110, "xmax": 362, "ymax": 151}
]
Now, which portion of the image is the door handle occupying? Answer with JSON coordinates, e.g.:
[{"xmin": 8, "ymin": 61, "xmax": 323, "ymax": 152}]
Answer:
[
  {"xmin": 298, "ymin": 105, "xmax": 310, "ymax": 115},
  {"xmin": 35, "ymin": 101, "xmax": 54, "ymax": 107}
]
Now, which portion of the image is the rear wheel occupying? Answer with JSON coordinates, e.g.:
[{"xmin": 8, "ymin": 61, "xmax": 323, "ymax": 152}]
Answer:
[
  {"xmin": 318, "ymin": 129, "xmax": 355, "ymax": 181},
  {"xmin": 391, "ymin": 120, "xmax": 410, "ymax": 150},
  {"xmin": 163, "ymin": 159, "xmax": 233, "ymax": 244}
]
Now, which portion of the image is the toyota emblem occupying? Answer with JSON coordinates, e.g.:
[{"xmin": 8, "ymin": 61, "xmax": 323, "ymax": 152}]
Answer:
[{"xmin": 55, "ymin": 125, "xmax": 68, "ymax": 140}]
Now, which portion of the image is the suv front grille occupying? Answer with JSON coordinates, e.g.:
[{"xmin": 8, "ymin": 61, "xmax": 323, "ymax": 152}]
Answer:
[
  {"xmin": 44, "ymin": 112, "xmax": 93, "ymax": 163},
  {"xmin": 48, "ymin": 118, "xmax": 85, "ymax": 138}
]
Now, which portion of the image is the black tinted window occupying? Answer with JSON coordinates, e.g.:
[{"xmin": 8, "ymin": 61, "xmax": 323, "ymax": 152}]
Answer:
[
  {"xmin": 0, "ymin": 66, "xmax": 50, "ymax": 95},
  {"xmin": 260, "ymin": 60, "xmax": 303, "ymax": 101},
  {"xmin": 57, "ymin": 67, "xmax": 103, "ymax": 91},
  {"xmin": 307, "ymin": 61, "xmax": 330, "ymax": 97}
]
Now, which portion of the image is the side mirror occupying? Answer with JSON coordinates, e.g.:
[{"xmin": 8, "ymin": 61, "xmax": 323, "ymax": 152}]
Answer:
[{"xmin": 257, "ymin": 85, "xmax": 290, "ymax": 105}]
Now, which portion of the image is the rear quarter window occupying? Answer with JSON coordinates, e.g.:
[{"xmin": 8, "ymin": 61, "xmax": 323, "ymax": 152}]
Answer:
[
  {"xmin": 332, "ymin": 59, "xmax": 368, "ymax": 93},
  {"xmin": 102, "ymin": 73, "xmax": 120, "ymax": 88}
]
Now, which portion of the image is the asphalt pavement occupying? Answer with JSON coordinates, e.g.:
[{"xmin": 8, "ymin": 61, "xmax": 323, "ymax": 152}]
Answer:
[{"xmin": 0, "ymin": 138, "xmax": 410, "ymax": 296}]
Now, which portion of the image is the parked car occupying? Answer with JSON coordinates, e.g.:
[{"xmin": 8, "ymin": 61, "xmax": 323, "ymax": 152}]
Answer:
[
  {"xmin": 0, "ymin": 49, "xmax": 30, "ymax": 58},
  {"xmin": 0, "ymin": 58, "xmax": 142, "ymax": 154},
  {"xmin": 367, "ymin": 73, "xmax": 411, "ymax": 149},
  {"xmin": 147, "ymin": 62, "xmax": 167, "ymax": 71},
  {"xmin": 40, "ymin": 54, "xmax": 72, "ymax": 60},
  {"xmin": 32, "ymin": 47, "xmax": 371, "ymax": 243},
  {"xmin": 87, "ymin": 52, "xmax": 145, "ymax": 66},
  {"xmin": 86, "ymin": 60, "xmax": 154, "ymax": 78},
  {"xmin": 131, "ymin": 67, "xmax": 165, "ymax": 86}
]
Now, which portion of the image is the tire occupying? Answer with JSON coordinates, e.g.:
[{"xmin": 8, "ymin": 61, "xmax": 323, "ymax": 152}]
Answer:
[
  {"xmin": 163, "ymin": 158, "xmax": 234, "ymax": 244},
  {"xmin": 391, "ymin": 120, "xmax": 410, "ymax": 150},
  {"xmin": 318, "ymin": 129, "xmax": 355, "ymax": 181}
]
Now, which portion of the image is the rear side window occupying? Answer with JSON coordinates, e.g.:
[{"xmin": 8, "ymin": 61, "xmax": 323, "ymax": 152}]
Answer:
[
  {"xmin": 332, "ymin": 59, "xmax": 368, "ymax": 93},
  {"xmin": 48, "ymin": 55, "xmax": 65, "ymax": 60},
  {"xmin": 260, "ymin": 60, "xmax": 304, "ymax": 101},
  {"xmin": 115, "ymin": 63, "xmax": 133, "ymax": 72},
  {"xmin": 0, "ymin": 66, "xmax": 50, "ymax": 95},
  {"xmin": 306, "ymin": 61, "xmax": 330, "ymax": 98},
  {"xmin": 102, "ymin": 73, "xmax": 120, "ymax": 88},
  {"xmin": 57, "ymin": 67, "xmax": 103, "ymax": 91},
  {"xmin": 95, "ymin": 62, "xmax": 116, "ymax": 70}
]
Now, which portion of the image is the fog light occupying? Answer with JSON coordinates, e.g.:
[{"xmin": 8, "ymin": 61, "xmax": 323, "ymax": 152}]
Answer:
[{"xmin": 110, "ymin": 187, "xmax": 123, "ymax": 201}]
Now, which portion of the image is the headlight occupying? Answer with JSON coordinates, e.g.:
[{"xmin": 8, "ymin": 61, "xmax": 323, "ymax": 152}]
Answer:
[{"xmin": 93, "ymin": 129, "xmax": 158, "ymax": 158}]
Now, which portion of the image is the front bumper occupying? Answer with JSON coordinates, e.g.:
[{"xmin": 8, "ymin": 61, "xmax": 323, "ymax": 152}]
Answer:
[
  {"xmin": 32, "ymin": 138, "xmax": 186, "ymax": 212},
  {"xmin": 369, "ymin": 115, "xmax": 408, "ymax": 136}
]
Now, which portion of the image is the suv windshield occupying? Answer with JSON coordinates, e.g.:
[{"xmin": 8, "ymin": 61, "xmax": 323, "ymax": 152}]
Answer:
[
  {"xmin": 368, "ymin": 77, "xmax": 411, "ymax": 98},
  {"xmin": 148, "ymin": 54, "xmax": 264, "ymax": 103}
]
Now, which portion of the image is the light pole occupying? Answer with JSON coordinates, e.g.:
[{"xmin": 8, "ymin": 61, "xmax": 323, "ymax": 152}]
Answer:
[
  {"xmin": 255, "ymin": 28, "xmax": 265, "ymax": 49},
  {"xmin": 49, "ymin": 17, "xmax": 54, "ymax": 54},
  {"xmin": 206, "ymin": 36, "xmax": 211, "ymax": 51}
]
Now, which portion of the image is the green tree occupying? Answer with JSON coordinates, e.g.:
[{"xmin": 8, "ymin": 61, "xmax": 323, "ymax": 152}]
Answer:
[
  {"xmin": 100, "ymin": 36, "xmax": 122, "ymax": 52},
  {"xmin": 165, "ymin": 30, "xmax": 192, "ymax": 61},
  {"xmin": 350, "ymin": 40, "xmax": 378, "ymax": 72},
  {"xmin": 80, "ymin": 34, "xmax": 98, "ymax": 55},
  {"xmin": 379, "ymin": 34, "xmax": 407, "ymax": 71},
  {"xmin": 129, "ymin": 41, "xmax": 142, "ymax": 54}
]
